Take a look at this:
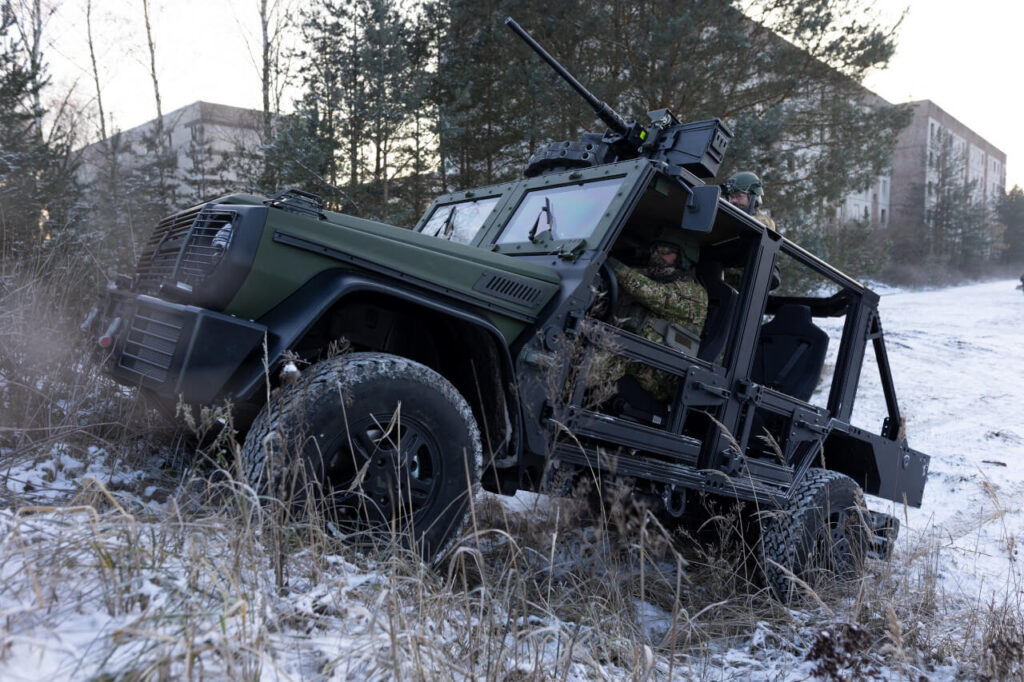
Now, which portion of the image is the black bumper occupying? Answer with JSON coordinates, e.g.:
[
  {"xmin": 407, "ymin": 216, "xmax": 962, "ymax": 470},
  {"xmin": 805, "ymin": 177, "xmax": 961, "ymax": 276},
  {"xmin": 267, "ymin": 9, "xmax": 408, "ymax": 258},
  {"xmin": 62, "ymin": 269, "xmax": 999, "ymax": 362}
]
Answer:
[{"xmin": 94, "ymin": 292, "xmax": 266, "ymax": 404}]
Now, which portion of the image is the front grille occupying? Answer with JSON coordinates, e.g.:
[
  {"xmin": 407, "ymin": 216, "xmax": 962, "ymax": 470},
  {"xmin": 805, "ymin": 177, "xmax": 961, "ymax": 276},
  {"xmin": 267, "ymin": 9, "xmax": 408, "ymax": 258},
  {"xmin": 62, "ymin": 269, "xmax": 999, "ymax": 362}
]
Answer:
[
  {"xmin": 117, "ymin": 302, "xmax": 187, "ymax": 384},
  {"xmin": 135, "ymin": 206, "xmax": 203, "ymax": 294},
  {"xmin": 134, "ymin": 206, "xmax": 237, "ymax": 295}
]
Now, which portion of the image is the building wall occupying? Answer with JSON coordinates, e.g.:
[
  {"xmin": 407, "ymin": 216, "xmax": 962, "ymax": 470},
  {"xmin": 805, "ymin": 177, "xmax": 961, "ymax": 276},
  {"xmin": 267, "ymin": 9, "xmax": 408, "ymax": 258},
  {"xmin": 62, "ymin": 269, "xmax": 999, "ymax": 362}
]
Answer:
[
  {"xmin": 79, "ymin": 98, "xmax": 1005, "ymax": 242},
  {"xmin": 77, "ymin": 101, "xmax": 264, "ymax": 204},
  {"xmin": 890, "ymin": 100, "xmax": 1006, "ymax": 230},
  {"xmin": 838, "ymin": 174, "xmax": 891, "ymax": 227}
]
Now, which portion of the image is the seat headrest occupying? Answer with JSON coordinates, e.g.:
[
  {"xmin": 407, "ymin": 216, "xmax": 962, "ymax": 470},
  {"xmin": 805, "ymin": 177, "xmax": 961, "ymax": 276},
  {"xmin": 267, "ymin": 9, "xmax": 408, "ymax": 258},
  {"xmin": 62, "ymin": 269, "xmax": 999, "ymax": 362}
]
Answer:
[{"xmin": 767, "ymin": 304, "xmax": 813, "ymax": 328}]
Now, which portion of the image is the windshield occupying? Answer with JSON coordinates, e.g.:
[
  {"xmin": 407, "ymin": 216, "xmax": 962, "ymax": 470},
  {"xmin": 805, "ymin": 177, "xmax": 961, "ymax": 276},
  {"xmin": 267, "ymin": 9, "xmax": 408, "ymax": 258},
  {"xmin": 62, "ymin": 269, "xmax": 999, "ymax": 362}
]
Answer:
[
  {"xmin": 420, "ymin": 196, "xmax": 500, "ymax": 244},
  {"xmin": 496, "ymin": 177, "xmax": 625, "ymax": 245}
]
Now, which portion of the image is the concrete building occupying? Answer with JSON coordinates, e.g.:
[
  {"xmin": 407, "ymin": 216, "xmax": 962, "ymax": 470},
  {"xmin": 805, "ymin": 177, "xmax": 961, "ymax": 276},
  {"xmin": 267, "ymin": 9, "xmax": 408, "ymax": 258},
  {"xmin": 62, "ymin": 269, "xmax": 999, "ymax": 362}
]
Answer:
[
  {"xmin": 889, "ymin": 100, "xmax": 1006, "ymax": 231},
  {"xmin": 837, "ymin": 175, "xmax": 891, "ymax": 228},
  {"xmin": 79, "ymin": 97, "xmax": 1004, "ymax": 240},
  {"xmin": 828, "ymin": 93, "xmax": 894, "ymax": 229},
  {"xmin": 78, "ymin": 101, "xmax": 265, "ymax": 204},
  {"xmin": 828, "ymin": 96, "xmax": 1005, "ymax": 235}
]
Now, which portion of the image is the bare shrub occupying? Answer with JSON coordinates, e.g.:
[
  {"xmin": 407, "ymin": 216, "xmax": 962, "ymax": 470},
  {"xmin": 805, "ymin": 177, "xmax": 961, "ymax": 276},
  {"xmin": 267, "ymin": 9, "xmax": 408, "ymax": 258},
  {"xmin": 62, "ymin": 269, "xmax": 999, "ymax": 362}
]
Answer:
[
  {"xmin": 980, "ymin": 602, "xmax": 1024, "ymax": 681},
  {"xmin": 806, "ymin": 622, "xmax": 880, "ymax": 681},
  {"xmin": 5, "ymin": 251, "xmax": 1024, "ymax": 679}
]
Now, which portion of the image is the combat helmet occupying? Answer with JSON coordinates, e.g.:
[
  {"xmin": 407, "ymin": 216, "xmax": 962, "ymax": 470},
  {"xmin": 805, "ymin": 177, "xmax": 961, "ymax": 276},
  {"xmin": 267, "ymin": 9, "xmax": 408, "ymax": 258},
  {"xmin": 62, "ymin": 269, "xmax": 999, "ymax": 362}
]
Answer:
[{"xmin": 723, "ymin": 171, "xmax": 764, "ymax": 214}]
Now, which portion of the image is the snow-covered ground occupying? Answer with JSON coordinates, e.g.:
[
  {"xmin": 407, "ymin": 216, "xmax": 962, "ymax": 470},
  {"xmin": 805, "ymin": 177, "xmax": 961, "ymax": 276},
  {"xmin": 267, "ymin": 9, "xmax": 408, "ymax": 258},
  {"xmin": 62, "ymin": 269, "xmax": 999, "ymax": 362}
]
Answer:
[
  {"xmin": 857, "ymin": 280, "xmax": 1024, "ymax": 602},
  {"xmin": 1, "ymin": 279, "xmax": 1022, "ymax": 680}
]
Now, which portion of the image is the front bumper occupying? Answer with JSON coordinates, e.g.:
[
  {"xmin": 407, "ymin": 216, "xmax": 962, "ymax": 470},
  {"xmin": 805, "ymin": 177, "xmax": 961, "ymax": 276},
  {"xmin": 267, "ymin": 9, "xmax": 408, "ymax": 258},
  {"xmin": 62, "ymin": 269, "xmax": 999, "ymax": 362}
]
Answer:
[{"xmin": 86, "ymin": 290, "xmax": 266, "ymax": 404}]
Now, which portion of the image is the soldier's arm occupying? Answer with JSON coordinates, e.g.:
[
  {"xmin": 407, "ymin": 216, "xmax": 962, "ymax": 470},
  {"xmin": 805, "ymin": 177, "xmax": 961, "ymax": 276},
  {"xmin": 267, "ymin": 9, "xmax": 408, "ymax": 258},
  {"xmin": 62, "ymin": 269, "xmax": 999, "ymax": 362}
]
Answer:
[
  {"xmin": 610, "ymin": 258, "xmax": 648, "ymax": 296},
  {"xmin": 611, "ymin": 259, "xmax": 707, "ymax": 326}
]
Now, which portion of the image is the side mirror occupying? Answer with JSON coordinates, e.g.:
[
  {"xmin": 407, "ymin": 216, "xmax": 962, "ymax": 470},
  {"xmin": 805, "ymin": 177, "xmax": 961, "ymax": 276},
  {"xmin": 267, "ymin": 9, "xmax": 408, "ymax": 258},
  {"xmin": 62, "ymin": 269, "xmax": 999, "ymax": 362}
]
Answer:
[{"xmin": 680, "ymin": 184, "xmax": 720, "ymax": 233}]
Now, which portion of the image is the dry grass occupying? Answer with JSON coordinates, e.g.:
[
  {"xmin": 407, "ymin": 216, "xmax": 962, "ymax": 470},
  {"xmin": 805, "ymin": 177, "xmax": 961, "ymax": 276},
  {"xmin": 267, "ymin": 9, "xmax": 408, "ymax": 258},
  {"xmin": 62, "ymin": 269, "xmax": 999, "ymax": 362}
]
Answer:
[{"xmin": 3, "ymin": 261, "xmax": 1024, "ymax": 680}]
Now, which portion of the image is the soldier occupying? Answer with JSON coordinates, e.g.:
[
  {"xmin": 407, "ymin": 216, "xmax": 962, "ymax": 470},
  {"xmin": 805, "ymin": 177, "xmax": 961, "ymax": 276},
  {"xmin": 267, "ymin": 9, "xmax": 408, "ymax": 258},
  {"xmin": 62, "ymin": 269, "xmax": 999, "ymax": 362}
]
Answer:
[
  {"xmin": 723, "ymin": 171, "xmax": 776, "ymax": 230},
  {"xmin": 724, "ymin": 170, "xmax": 783, "ymax": 290},
  {"xmin": 607, "ymin": 242, "xmax": 707, "ymax": 400}
]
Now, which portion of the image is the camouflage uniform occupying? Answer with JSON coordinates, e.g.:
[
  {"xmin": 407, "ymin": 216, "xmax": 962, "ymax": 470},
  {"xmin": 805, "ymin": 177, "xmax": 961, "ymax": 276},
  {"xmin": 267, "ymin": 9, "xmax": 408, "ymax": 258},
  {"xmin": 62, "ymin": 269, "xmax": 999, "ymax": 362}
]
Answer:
[
  {"xmin": 755, "ymin": 211, "xmax": 776, "ymax": 231},
  {"xmin": 609, "ymin": 256, "xmax": 707, "ymax": 400}
]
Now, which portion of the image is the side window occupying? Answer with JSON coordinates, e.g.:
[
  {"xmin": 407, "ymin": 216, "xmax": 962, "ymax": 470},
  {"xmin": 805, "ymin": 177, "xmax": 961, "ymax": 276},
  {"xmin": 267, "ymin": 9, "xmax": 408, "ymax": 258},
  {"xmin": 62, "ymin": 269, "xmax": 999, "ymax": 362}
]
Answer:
[
  {"xmin": 850, "ymin": 337, "xmax": 888, "ymax": 430},
  {"xmin": 420, "ymin": 197, "xmax": 500, "ymax": 244},
  {"xmin": 497, "ymin": 177, "xmax": 624, "ymax": 245}
]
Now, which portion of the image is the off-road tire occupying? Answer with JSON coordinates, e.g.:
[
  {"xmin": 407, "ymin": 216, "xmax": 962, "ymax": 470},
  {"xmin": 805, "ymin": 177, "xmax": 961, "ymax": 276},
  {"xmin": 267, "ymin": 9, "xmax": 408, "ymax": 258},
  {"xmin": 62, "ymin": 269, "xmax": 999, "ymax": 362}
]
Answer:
[
  {"xmin": 760, "ymin": 468, "xmax": 870, "ymax": 602},
  {"xmin": 240, "ymin": 352, "xmax": 482, "ymax": 561}
]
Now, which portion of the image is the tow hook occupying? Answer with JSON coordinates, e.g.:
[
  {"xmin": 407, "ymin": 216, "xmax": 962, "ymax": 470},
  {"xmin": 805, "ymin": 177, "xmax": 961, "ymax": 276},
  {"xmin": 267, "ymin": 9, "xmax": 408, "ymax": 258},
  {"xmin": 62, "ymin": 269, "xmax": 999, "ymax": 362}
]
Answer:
[
  {"xmin": 867, "ymin": 510, "xmax": 900, "ymax": 561},
  {"xmin": 98, "ymin": 317, "xmax": 122, "ymax": 348},
  {"xmin": 80, "ymin": 307, "xmax": 99, "ymax": 333}
]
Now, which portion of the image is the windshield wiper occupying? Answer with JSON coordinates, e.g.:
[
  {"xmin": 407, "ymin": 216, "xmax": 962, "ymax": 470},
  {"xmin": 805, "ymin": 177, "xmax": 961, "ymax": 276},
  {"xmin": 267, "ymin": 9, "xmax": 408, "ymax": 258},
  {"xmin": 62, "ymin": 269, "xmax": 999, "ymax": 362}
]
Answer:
[
  {"xmin": 432, "ymin": 206, "xmax": 457, "ymax": 239},
  {"xmin": 527, "ymin": 197, "xmax": 557, "ymax": 243}
]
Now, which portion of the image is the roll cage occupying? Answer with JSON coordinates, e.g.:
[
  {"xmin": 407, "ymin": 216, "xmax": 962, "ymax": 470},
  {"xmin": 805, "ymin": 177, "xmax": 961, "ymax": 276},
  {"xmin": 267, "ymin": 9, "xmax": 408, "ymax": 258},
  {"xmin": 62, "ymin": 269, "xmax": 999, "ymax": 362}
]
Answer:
[{"xmin": 414, "ymin": 160, "xmax": 928, "ymax": 507}]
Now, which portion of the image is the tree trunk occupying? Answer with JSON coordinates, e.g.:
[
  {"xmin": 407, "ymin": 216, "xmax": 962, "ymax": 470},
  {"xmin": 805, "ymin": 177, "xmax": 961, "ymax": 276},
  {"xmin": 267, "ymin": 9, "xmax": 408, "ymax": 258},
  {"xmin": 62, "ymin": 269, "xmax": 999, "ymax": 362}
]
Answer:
[
  {"xmin": 260, "ymin": 0, "xmax": 272, "ymax": 143},
  {"xmin": 86, "ymin": 0, "xmax": 107, "ymax": 143},
  {"xmin": 141, "ymin": 0, "xmax": 163, "ymax": 130}
]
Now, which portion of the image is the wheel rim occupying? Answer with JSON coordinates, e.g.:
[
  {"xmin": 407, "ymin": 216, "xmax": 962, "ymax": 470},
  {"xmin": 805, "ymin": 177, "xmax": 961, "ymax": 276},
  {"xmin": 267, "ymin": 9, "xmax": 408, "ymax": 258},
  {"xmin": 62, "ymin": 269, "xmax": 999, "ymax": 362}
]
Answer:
[{"xmin": 322, "ymin": 410, "xmax": 442, "ymax": 527}]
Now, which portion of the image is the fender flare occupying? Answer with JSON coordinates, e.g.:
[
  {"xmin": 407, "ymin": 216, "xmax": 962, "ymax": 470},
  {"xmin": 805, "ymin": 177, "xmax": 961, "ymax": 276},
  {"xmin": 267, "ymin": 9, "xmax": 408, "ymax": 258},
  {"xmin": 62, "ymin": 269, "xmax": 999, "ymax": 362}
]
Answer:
[{"xmin": 228, "ymin": 268, "xmax": 524, "ymax": 460}]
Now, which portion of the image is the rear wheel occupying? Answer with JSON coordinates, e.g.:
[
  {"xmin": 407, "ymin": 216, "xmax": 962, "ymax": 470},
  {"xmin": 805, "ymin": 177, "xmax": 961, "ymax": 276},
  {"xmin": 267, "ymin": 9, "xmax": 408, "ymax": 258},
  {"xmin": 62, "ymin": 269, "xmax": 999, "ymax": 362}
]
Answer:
[
  {"xmin": 760, "ymin": 468, "xmax": 870, "ymax": 602},
  {"xmin": 240, "ymin": 352, "xmax": 482, "ymax": 561}
]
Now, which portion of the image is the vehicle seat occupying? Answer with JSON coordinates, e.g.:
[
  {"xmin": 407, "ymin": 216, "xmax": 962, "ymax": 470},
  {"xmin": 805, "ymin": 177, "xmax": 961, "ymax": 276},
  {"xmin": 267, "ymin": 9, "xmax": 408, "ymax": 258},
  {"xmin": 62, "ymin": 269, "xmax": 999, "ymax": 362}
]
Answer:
[
  {"xmin": 609, "ymin": 374, "xmax": 669, "ymax": 427},
  {"xmin": 697, "ymin": 261, "xmax": 738, "ymax": 363},
  {"xmin": 751, "ymin": 304, "xmax": 828, "ymax": 402}
]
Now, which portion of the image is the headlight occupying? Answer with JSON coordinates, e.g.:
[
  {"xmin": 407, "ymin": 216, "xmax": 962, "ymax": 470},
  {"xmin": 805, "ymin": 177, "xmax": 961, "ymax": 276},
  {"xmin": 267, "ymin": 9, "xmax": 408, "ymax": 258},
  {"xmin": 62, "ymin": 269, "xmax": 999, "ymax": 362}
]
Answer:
[{"xmin": 211, "ymin": 222, "xmax": 233, "ymax": 260}]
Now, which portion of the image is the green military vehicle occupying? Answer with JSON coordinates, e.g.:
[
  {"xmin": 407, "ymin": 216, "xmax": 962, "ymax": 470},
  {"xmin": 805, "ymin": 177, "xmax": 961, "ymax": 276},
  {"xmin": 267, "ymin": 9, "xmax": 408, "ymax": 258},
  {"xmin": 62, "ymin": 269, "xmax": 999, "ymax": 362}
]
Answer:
[{"xmin": 83, "ymin": 19, "xmax": 928, "ymax": 599}]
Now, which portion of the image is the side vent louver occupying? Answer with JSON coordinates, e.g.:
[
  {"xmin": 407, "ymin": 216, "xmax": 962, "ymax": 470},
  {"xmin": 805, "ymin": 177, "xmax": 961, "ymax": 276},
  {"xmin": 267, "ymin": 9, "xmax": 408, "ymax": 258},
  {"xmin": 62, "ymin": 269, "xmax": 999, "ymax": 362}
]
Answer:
[{"xmin": 473, "ymin": 272, "xmax": 544, "ymax": 306}]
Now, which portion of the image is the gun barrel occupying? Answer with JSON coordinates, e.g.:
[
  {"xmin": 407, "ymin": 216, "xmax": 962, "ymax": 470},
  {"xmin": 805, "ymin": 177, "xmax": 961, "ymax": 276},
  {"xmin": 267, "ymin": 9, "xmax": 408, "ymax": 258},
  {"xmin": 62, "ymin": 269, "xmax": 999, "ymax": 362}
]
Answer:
[{"xmin": 505, "ymin": 17, "xmax": 627, "ymax": 135}]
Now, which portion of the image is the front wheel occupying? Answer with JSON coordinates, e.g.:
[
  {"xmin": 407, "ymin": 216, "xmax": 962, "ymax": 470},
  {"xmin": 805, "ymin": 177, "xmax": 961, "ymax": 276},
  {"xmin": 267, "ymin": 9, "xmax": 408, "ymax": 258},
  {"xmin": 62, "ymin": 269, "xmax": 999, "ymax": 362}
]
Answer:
[
  {"xmin": 759, "ymin": 468, "xmax": 870, "ymax": 602},
  {"xmin": 240, "ymin": 352, "xmax": 482, "ymax": 561}
]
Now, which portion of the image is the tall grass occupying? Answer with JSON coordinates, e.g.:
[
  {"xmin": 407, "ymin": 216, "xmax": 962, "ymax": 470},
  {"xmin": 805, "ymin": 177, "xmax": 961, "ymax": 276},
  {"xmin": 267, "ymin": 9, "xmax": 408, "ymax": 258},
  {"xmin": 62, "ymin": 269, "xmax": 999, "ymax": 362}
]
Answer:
[{"xmin": 2, "ymin": 259, "xmax": 1022, "ymax": 680}]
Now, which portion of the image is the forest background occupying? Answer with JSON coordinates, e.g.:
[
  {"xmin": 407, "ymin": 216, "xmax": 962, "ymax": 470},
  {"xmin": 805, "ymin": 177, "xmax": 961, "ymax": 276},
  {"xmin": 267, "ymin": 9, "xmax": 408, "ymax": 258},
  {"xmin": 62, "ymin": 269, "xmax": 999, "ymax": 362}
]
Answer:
[{"xmin": 2, "ymin": 0, "xmax": 1024, "ymax": 289}]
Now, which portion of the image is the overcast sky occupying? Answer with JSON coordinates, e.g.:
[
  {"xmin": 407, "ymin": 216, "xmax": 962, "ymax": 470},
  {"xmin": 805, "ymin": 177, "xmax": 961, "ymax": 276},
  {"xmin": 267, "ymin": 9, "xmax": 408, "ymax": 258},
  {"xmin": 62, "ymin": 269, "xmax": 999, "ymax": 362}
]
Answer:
[
  {"xmin": 862, "ymin": 0, "xmax": 1021, "ymax": 187},
  {"xmin": 42, "ymin": 0, "xmax": 1023, "ymax": 189}
]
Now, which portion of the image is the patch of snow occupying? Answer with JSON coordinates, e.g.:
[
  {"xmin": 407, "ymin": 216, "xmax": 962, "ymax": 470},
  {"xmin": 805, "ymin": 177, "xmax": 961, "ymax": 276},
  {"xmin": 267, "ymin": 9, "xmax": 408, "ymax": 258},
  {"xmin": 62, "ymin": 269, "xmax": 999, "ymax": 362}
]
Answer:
[
  {"xmin": 1, "ymin": 279, "xmax": 1021, "ymax": 680},
  {"xmin": 855, "ymin": 280, "xmax": 1024, "ymax": 602}
]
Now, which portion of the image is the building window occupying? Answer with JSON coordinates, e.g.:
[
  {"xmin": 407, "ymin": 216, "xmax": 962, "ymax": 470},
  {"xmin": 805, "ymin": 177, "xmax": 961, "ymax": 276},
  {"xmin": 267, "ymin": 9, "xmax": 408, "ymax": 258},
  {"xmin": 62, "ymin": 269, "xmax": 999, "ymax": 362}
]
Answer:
[{"xmin": 881, "ymin": 208, "xmax": 887, "ymax": 225}]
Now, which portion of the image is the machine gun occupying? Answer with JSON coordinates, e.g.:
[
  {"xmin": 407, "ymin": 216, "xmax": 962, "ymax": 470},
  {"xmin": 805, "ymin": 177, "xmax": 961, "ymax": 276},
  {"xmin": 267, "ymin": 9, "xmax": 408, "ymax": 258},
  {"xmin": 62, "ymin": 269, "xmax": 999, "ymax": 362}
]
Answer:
[{"xmin": 506, "ymin": 17, "xmax": 732, "ymax": 180}]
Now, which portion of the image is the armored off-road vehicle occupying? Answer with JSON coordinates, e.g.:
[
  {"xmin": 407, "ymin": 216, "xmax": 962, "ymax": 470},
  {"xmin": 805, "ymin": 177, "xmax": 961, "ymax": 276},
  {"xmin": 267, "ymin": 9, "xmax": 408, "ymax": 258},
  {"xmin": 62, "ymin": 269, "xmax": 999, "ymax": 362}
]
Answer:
[{"xmin": 83, "ymin": 19, "xmax": 928, "ymax": 598}]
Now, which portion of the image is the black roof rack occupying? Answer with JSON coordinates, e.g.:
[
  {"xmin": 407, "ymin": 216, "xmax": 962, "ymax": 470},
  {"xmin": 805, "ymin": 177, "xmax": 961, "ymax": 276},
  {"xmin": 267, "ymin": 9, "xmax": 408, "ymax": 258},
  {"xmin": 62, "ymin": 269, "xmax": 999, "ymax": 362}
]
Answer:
[{"xmin": 264, "ymin": 188, "xmax": 325, "ymax": 219}]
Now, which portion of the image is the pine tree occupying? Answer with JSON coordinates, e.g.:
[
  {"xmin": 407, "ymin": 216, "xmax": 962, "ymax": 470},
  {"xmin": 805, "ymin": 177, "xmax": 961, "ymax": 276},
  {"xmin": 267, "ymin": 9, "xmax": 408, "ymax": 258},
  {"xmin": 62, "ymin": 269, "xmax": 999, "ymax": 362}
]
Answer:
[
  {"xmin": 260, "ymin": 1, "xmax": 351, "ymax": 208},
  {"xmin": 183, "ymin": 121, "xmax": 235, "ymax": 204},
  {"xmin": 997, "ymin": 186, "xmax": 1024, "ymax": 266},
  {"xmin": 281, "ymin": 0, "xmax": 910, "ymax": 242},
  {"xmin": 267, "ymin": 0, "xmax": 435, "ymax": 221},
  {"xmin": 0, "ymin": 0, "xmax": 79, "ymax": 258},
  {"xmin": 435, "ymin": 0, "xmax": 910, "ymax": 236},
  {"xmin": 359, "ymin": 0, "xmax": 418, "ymax": 219},
  {"xmin": 921, "ymin": 130, "xmax": 995, "ymax": 273}
]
